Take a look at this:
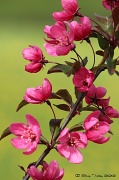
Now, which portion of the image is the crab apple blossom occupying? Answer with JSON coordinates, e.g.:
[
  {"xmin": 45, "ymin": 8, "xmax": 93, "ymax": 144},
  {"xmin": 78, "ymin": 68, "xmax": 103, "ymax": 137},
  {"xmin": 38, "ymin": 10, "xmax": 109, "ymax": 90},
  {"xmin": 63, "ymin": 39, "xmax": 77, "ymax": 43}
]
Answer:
[
  {"xmin": 53, "ymin": 0, "xmax": 79, "ymax": 21},
  {"xmin": 22, "ymin": 45, "xmax": 45, "ymax": 73},
  {"xmin": 102, "ymin": 0, "xmax": 119, "ymax": 10},
  {"xmin": 44, "ymin": 21, "xmax": 75, "ymax": 56},
  {"xmin": 57, "ymin": 128, "xmax": 88, "ymax": 164},
  {"xmin": 99, "ymin": 105, "xmax": 119, "ymax": 124},
  {"xmin": 84, "ymin": 111, "xmax": 110, "ymax": 144},
  {"xmin": 24, "ymin": 78, "xmax": 52, "ymax": 104},
  {"xmin": 71, "ymin": 16, "xmax": 92, "ymax": 41},
  {"xmin": 9, "ymin": 114, "xmax": 41, "ymax": 155},
  {"xmin": 73, "ymin": 67, "xmax": 94, "ymax": 92},
  {"xmin": 85, "ymin": 84, "xmax": 109, "ymax": 107},
  {"xmin": 27, "ymin": 160, "xmax": 64, "ymax": 180}
]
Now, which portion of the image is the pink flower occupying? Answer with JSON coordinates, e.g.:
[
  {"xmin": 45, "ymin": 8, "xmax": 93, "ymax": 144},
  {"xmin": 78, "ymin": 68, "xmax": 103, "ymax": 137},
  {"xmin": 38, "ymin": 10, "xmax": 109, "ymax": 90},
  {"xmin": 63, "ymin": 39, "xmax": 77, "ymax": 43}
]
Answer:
[
  {"xmin": 73, "ymin": 67, "xmax": 94, "ymax": 92},
  {"xmin": 85, "ymin": 84, "xmax": 109, "ymax": 106},
  {"xmin": 9, "ymin": 114, "xmax": 41, "ymax": 155},
  {"xmin": 71, "ymin": 16, "xmax": 92, "ymax": 41},
  {"xmin": 102, "ymin": 0, "xmax": 119, "ymax": 10},
  {"xmin": 24, "ymin": 78, "xmax": 52, "ymax": 104},
  {"xmin": 22, "ymin": 45, "xmax": 45, "ymax": 73},
  {"xmin": 53, "ymin": 0, "xmax": 79, "ymax": 21},
  {"xmin": 84, "ymin": 111, "xmax": 110, "ymax": 144},
  {"xmin": 99, "ymin": 105, "xmax": 119, "ymax": 124},
  {"xmin": 57, "ymin": 128, "xmax": 88, "ymax": 164},
  {"xmin": 28, "ymin": 160, "xmax": 64, "ymax": 180},
  {"xmin": 44, "ymin": 21, "xmax": 75, "ymax": 56}
]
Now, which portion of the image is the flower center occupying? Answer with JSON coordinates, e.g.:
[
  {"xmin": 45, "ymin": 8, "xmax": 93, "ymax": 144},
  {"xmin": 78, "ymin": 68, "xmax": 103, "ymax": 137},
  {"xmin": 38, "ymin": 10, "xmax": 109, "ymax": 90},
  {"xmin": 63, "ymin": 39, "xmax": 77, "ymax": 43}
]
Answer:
[
  {"xmin": 83, "ymin": 80, "xmax": 88, "ymax": 86},
  {"xmin": 68, "ymin": 137, "xmax": 81, "ymax": 148},
  {"xmin": 21, "ymin": 127, "xmax": 36, "ymax": 143}
]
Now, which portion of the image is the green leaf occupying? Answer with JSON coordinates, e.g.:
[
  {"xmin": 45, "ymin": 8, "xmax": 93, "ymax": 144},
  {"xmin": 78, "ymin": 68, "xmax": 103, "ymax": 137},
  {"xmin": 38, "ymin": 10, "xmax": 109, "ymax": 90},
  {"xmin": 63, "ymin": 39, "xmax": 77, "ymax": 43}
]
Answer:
[
  {"xmin": 74, "ymin": 87, "xmax": 82, "ymax": 99},
  {"xmin": 80, "ymin": 57, "xmax": 88, "ymax": 67},
  {"xmin": 69, "ymin": 122, "xmax": 84, "ymax": 133},
  {"xmin": 49, "ymin": 119, "xmax": 63, "ymax": 137},
  {"xmin": 47, "ymin": 64, "xmax": 72, "ymax": 76},
  {"xmin": 56, "ymin": 89, "xmax": 72, "ymax": 104},
  {"xmin": 0, "ymin": 127, "xmax": 12, "ymax": 140},
  {"xmin": 108, "ymin": 46, "xmax": 114, "ymax": 58},
  {"xmin": 16, "ymin": 100, "xmax": 29, "ymax": 112},
  {"xmin": 97, "ymin": 33, "xmax": 109, "ymax": 50},
  {"xmin": 65, "ymin": 61, "xmax": 74, "ymax": 66},
  {"xmin": 106, "ymin": 57, "xmax": 117, "ymax": 75},
  {"xmin": 59, "ymin": 64, "xmax": 72, "ymax": 76},
  {"xmin": 54, "ymin": 104, "xmax": 70, "ymax": 111},
  {"xmin": 47, "ymin": 65, "xmax": 62, "ymax": 74}
]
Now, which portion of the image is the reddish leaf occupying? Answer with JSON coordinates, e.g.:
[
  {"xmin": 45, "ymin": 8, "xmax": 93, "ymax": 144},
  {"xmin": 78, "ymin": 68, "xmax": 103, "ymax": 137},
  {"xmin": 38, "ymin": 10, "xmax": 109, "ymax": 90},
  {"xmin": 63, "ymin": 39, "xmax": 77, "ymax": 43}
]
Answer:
[
  {"xmin": 0, "ymin": 127, "xmax": 12, "ymax": 140},
  {"xmin": 16, "ymin": 100, "xmax": 29, "ymax": 112},
  {"xmin": 47, "ymin": 65, "xmax": 62, "ymax": 74},
  {"xmin": 96, "ymin": 50, "xmax": 104, "ymax": 56},
  {"xmin": 50, "ymin": 92, "xmax": 62, "ymax": 100},
  {"xmin": 112, "ymin": 7, "xmax": 119, "ymax": 28},
  {"xmin": 69, "ymin": 122, "xmax": 84, "ymax": 133},
  {"xmin": 56, "ymin": 89, "xmax": 72, "ymax": 104},
  {"xmin": 54, "ymin": 104, "xmax": 70, "ymax": 111}
]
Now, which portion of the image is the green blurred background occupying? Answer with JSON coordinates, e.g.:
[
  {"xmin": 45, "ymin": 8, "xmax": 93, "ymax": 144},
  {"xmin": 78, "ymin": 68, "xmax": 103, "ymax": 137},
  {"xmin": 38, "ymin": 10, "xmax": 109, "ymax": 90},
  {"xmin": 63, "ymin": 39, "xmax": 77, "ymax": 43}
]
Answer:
[{"xmin": 0, "ymin": 0, "xmax": 119, "ymax": 179}]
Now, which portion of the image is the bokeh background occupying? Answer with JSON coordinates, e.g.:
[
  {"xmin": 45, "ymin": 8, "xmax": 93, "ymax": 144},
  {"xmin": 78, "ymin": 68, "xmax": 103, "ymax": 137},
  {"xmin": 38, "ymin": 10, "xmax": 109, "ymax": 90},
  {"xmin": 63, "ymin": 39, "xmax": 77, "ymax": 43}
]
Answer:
[{"xmin": 0, "ymin": 0, "xmax": 119, "ymax": 179}]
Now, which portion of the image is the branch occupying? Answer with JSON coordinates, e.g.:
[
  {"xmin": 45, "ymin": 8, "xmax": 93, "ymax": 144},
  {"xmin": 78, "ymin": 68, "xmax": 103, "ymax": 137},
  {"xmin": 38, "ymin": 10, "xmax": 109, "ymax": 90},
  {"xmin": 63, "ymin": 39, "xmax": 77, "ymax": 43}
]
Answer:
[{"xmin": 22, "ymin": 67, "xmax": 105, "ymax": 180}]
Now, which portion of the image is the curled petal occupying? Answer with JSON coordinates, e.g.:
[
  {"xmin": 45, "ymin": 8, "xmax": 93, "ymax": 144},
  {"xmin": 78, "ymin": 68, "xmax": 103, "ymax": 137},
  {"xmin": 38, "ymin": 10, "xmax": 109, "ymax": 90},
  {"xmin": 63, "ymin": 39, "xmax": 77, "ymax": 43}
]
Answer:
[
  {"xmin": 25, "ymin": 62, "xmax": 42, "ymax": 73},
  {"xmin": 53, "ymin": 11, "xmax": 73, "ymax": 21},
  {"xmin": 84, "ymin": 111, "xmax": 101, "ymax": 130}
]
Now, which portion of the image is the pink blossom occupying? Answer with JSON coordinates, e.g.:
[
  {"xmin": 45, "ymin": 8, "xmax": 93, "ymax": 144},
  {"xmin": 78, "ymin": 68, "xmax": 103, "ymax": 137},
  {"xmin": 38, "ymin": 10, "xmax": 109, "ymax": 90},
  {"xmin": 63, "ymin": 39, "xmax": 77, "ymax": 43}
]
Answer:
[
  {"xmin": 44, "ymin": 21, "xmax": 75, "ymax": 56},
  {"xmin": 71, "ymin": 16, "xmax": 92, "ymax": 41},
  {"xmin": 102, "ymin": 0, "xmax": 119, "ymax": 10},
  {"xmin": 9, "ymin": 114, "xmax": 41, "ymax": 155},
  {"xmin": 57, "ymin": 128, "xmax": 88, "ymax": 164},
  {"xmin": 73, "ymin": 67, "xmax": 94, "ymax": 92},
  {"xmin": 53, "ymin": 0, "xmax": 79, "ymax": 21},
  {"xmin": 28, "ymin": 160, "xmax": 64, "ymax": 180},
  {"xmin": 85, "ymin": 84, "xmax": 109, "ymax": 106},
  {"xmin": 22, "ymin": 45, "xmax": 45, "ymax": 73},
  {"xmin": 99, "ymin": 105, "xmax": 119, "ymax": 124},
  {"xmin": 84, "ymin": 111, "xmax": 110, "ymax": 144},
  {"xmin": 24, "ymin": 78, "xmax": 52, "ymax": 104}
]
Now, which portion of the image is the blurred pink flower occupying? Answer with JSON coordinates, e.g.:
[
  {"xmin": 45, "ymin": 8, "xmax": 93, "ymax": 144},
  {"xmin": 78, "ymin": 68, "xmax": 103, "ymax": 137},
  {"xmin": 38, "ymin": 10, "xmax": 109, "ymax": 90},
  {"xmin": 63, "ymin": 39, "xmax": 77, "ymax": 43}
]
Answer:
[
  {"xmin": 85, "ymin": 84, "xmax": 109, "ymax": 106},
  {"xmin": 24, "ymin": 78, "xmax": 52, "ymax": 104},
  {"xmin": 22, "ymin": 45, "xmax": 45, "ymax": 73},
  {"xmin": 44, "ymin": 21, "xmax": 75, "ymax": 56},
  {"xmin": 73, "ymin": 67, "xmax": 94, "ymax": 92},
  {"xmin": 99, "ymin": 105, "xmax": 119, "ymax": 124},
  {"xmin": 71, "ymin": 16, "xmax": 92, "ymax": 41},
  {"xmin": 57, "ymin": 128, "xmax": 88, "ymax": 164},
  {"xmin": 84, "ymin": 111, "xmax": 110, "ymax": 144},
  {"xmin": 53, "ymin": 0, "xmax": 79, "ymax": 21},
  {"xmin": 28, "ymin": 160, "xmax": 64, "ymax": 180},
  {"xmin": 102, "ymin": 0, "xmax": 119, "ymax": 10},
  {"xmin": 9, "ymin": 114, "xmax": 41, "ymax": 155}
]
